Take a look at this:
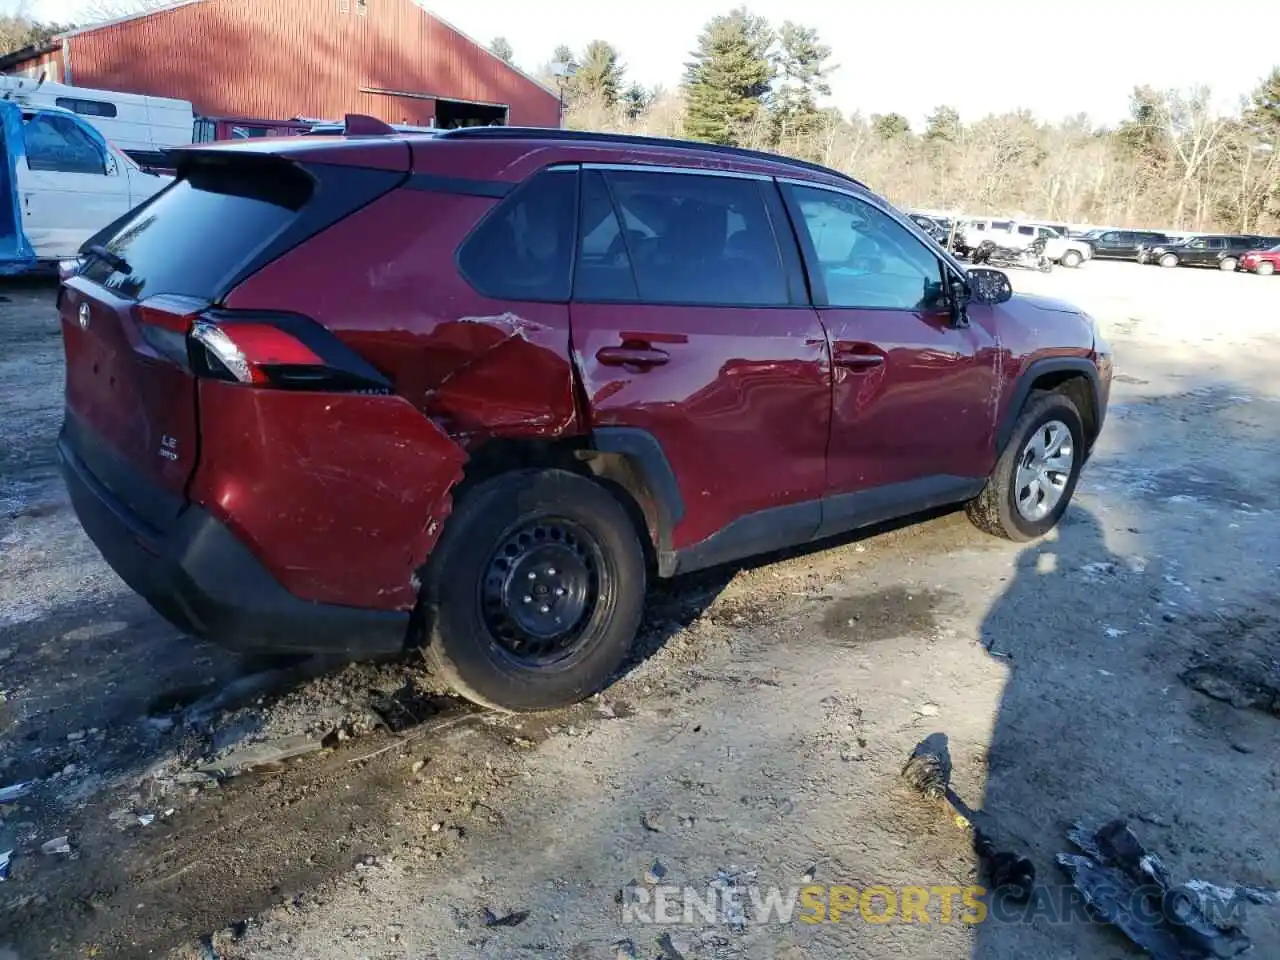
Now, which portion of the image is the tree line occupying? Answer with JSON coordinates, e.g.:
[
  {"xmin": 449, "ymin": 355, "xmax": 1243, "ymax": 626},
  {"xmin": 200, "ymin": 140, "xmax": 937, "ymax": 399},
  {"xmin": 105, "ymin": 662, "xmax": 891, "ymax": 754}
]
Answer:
[{"xmin": 514, "ymin": 8, "xmax": 1280, "ymax": 233}]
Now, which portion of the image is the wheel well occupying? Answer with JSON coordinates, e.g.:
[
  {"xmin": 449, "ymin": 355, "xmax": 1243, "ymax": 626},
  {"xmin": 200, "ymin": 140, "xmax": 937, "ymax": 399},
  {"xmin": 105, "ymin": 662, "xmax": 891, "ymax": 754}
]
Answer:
[
  {"xmin": 1032, "ymin": 372, "xmax": 1098, "ymax": 445},
  {"xmin": 457, "ymin": 437, "xmax": 662, "ymax": 571}
]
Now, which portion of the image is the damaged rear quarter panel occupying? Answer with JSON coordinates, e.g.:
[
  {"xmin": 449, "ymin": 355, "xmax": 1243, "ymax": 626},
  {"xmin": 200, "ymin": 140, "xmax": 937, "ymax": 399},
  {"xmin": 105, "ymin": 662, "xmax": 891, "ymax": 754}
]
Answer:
[
  {"xmin": 190, "ymin": 380, "xmax": 466, "ymax": 610},
  {"xmin": 224, "ymin": 188, "xmax": 579, "ymax": 439}
]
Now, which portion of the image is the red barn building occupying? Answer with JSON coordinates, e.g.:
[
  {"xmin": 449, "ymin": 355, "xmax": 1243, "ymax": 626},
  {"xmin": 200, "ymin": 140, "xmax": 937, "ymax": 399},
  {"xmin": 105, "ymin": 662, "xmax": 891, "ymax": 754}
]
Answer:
[{"xmin": 0, "ymin": 0, "xmax": 561, "ymax": 129}]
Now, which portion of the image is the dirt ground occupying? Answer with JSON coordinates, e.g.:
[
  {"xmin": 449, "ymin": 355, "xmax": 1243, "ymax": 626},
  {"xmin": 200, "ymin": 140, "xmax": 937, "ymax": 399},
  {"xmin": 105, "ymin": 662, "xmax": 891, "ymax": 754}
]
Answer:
[{"xmin": 1, "ymin": 260, "xmax": 1279, "ymax": 960}]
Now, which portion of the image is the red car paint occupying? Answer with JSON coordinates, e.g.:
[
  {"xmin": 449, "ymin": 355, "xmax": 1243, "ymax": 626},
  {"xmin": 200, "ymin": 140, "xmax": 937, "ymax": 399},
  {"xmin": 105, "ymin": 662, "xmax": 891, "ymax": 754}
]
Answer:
[
  {"xmin": 1239, "ymin": 246, "xmax": 1280, "ymax": 274},
  {"xmin": 58, "ymin": 127, "xmax": 1110, "ymax": 658}
]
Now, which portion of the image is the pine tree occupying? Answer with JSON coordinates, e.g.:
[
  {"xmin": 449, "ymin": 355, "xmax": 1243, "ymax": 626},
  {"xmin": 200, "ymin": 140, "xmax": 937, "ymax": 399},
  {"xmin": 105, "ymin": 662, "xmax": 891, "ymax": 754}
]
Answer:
[
  {"xmin": 489, "ymin": 36, "xmax": 515, "ymax": 65},
  {"xmin": 924, "ymin": 106, "xmax": 961, "ymax": 144},
  {"xmin": 574, "ymin": 40, "xmax": 625, "ymax": 107},
  {"xmin": 1244, "ymin": 67, "xmax": 1280, "ymax": 144},
  {"xmin": 622, "ymin": 83, "xmax": 653, "ymax": 120},
  {"xmin": 871, "ymin": 113, "xmax": 911, "ymax": 140},
  {"xmin": 771, "ymin": 22, "xmax": 833, "ymax": 144},
  {"xmin": 682, "ymin": 7, "xmax": 774, "ymax": 145}
]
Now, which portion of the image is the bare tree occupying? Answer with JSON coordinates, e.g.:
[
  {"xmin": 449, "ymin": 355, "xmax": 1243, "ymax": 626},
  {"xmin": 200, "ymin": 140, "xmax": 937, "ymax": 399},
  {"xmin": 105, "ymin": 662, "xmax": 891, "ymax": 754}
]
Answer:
[{"xmin": 1157, "ymin": 87, "xmax": 1232, "ymax": 229}]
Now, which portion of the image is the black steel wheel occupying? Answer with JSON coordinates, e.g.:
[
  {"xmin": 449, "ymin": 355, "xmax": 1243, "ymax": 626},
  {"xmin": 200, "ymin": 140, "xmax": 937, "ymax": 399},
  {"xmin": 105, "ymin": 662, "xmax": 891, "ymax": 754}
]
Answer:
[
  {"xmin": 420, "ymin": 468, "xmax": 646, "ymax": 712},
  {"xmin": 480, "ymin": 517, "xmax": 603, "ymax": 665}
]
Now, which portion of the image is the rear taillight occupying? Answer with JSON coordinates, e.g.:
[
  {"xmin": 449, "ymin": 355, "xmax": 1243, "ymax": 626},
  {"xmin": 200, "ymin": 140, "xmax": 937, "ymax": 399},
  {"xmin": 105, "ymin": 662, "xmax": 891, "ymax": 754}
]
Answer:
[
  {"xmin": 189, "ymin": 311, "xmax": 392, "ymax": 394},
  {"xmin": 127, "ymin": 295, "xmax": 391, "ymax": 394}
]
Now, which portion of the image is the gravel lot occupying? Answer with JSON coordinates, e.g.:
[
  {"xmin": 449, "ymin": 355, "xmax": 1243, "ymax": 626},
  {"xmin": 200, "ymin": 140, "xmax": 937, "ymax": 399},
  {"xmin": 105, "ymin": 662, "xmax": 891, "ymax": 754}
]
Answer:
[{"xmin": 1, "ymin": 260, "xmax": 1279, "ymax": 959}]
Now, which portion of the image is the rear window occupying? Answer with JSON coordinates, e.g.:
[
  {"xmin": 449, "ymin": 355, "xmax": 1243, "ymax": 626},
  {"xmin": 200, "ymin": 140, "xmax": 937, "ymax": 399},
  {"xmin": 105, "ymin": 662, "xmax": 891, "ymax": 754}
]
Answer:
[{"xmin": 80, "ymin": 158, "xmax": 312, "ymax": 301}]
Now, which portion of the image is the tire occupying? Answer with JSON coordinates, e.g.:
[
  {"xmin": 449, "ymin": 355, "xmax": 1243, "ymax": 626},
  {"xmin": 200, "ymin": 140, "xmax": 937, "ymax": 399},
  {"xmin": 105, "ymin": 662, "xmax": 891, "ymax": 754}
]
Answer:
[
  {"xmin": 1159, "ymin": 253, "xmax": 1179, "ymax": 268},
  {"xmin": 1257, "ymin": 262, "xmax": 1276, "ymax": 276},
  {"xmin": 419, "ymin": 468, "xmax": 646, "ymax": 712},
  {"xmin": 1219, "ymin": 257, "xmax": 1238, "ymax": 272},
  {"xmin": 966, "ymin": 391, "xmax": 1086, "ymax": 542},
  {"xmin": 1060, "ymin": 249, "xmax": 1082, "ymax": 269}
]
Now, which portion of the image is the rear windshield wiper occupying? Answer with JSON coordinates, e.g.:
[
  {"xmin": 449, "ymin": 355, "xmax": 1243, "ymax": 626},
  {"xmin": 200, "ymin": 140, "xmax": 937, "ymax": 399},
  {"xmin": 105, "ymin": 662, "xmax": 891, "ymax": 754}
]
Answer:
[{"xmin": 84, "ymin": 244, "xmax": 132, "ymax": 275}]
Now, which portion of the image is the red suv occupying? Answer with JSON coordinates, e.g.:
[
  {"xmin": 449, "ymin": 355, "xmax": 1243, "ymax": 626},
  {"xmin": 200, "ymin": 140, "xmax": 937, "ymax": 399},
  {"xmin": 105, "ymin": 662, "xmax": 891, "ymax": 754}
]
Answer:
[{"xmin": 57, "ymin": 126, "xmax": 1112, "ymax": 711}]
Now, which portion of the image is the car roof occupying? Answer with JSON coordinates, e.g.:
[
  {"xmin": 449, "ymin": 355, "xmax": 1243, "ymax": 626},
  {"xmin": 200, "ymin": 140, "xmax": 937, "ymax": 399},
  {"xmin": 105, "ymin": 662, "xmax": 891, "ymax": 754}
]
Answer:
[{"xmin": 178, "ymin": 125, "xmax": 871, "ymax": 194}]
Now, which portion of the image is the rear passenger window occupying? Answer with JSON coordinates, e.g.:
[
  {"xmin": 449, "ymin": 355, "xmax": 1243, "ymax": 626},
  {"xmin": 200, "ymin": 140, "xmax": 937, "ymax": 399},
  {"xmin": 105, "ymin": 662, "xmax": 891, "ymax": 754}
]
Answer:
[
  {"xmin": 457, "ymin": 169, "xmax": 577, "ymax": 302},
  {"xmin": 1017, "ymin": 225, "xmax": 1035, "ymax": 236},
  {"xmin": 598, "ymin": 170, "xmax": 789, "ymax": 306},
  {"xmin": 990, "ymin": 220, "xmax": 1012, "ymax": 231}
]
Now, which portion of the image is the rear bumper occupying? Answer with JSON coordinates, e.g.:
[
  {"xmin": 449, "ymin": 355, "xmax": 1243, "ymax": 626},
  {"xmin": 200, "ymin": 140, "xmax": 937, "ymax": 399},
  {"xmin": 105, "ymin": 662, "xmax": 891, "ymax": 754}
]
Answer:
[{"xmin": 58, "ymin": 427, "xmax": 409, "ymax": 658}]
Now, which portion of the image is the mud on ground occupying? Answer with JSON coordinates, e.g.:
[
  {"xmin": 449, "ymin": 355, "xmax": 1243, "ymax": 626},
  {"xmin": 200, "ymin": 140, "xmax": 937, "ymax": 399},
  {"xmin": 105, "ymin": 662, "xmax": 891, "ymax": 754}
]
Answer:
[{"xmin": 1, "ymin": 261, "xmax": 1279, "ymax": 959}]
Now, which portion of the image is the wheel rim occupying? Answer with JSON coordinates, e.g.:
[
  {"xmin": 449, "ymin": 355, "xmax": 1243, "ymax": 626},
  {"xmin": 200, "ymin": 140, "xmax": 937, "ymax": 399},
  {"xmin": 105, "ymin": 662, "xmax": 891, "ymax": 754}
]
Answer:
[
  {"xmin": 480, "ymin": 517, "xmax": 602, "ymax": 666},
  {"xmin": 1260, "ymin": 263, "xmax": 1275, "ymax": 275},
  {"xmin": 1161, "ymin": 254, "xmax": 1177, "ymax": 267},
  {"xmin": 1014, "ymin": 420, "xmax": 1075, "ymax": 522}
]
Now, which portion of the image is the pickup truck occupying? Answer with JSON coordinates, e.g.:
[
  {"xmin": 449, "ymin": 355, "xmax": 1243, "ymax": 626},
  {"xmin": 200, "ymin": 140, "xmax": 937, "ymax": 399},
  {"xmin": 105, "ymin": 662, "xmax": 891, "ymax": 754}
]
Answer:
[
  {"xmin": 1078, "ymin": 229, "xmax": 1174, "ymax": 260},
  {"xmin": 961, "ymin": 219, "xmax": 1093, "ymax": 268}
]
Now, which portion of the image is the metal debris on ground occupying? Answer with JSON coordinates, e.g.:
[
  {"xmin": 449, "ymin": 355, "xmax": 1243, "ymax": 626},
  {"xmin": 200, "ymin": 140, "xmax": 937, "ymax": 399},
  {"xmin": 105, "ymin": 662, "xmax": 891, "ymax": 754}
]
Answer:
[
  {"xmin": 196, "ymin": 734, "xmax": 324, "ymax": 778},
  {"xmin": 0, "ymin": 849, "xmax": 11, "ymax": 880},
  {"xmin": 901, "ymin": 733, "xmax": 1035, "ymax": 900},
  {"xmin": 40, "ymin": 836, "xmax": 70, "ymax": 856},
  {"xmin": 481, "ymin": 907, "xmax": 529, "ymax": 927},
  {"xmin": 137, "ymin": 814, "xmax": 155, "ymax": 827},
  {"xmin": 1057, "ymin": 818, "xmax": 1280, "ymax": 960},
  {"xmin": 0, "ymin": 783, "xmax": 31, "ymax": 803}
]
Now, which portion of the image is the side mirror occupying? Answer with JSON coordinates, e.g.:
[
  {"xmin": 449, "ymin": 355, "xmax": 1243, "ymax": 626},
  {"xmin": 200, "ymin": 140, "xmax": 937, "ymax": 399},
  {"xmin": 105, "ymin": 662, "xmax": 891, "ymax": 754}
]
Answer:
[{"xmin": 965, "ymin": 267, "xmax": 1013, "ymax": 304}]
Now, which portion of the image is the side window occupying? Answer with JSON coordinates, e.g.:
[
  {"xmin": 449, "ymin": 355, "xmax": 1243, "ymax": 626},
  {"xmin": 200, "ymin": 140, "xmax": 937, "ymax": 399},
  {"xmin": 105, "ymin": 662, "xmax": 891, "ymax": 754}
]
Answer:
[
  {"xmin": 600, "ymin": 170, "xmax": 789, "ymax": 306},
  {"xmin": 990, "ymin": 220, "xmax": 1012, "ymax": 231},
  {"xmin": 457, "ymin": 168, "xmax": 577, "ymax": 301},
  {"xmin": 1206, "ymin": 238, "xmax": 1225, "ymax": 250},
  {"xmin": 787, "ymin": 184, "xmax": 944, "ymax": 311},
  {"xmin": 23, "ymin": 114, "xmax": 107, "ymax": 175},
  {"xmin": 1017, "ymin": 225, "xmax": 1035, "ymax": 237},
  {"xmin": 1102, "ymin": 232, "xmax": 1120, "ymax": 241},
  {"xmin": 575, "ymin": 170, "xmax": 638, "ymax": 301},
  {"xmin": 54, "ymin": 97, "xmax": 118, "ymax": 119}
]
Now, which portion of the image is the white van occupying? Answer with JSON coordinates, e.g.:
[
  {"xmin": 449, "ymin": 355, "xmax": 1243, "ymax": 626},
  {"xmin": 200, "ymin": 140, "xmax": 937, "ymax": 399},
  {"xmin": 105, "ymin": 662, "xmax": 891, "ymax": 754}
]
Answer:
[
  {"xmin": 0, "ymin": 75, "xmax": 193, "ymax": 169},
  {"xmin": 1, "ymin": 100, "xmax": 170, "ymax": 265}
]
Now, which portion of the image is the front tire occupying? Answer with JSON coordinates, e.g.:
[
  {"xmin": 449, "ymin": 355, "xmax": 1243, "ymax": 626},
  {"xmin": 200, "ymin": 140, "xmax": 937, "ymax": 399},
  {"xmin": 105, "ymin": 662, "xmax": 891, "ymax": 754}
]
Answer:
[
  {"xmin": 967, "ymin": 391, "xmax": 1086, "ymax": 542},
  {"xmin": 1159, "ymin": 253, "xmax": 1179, "ymax": 268},
  {"xmin": 1257, "ymin": 262, "xmax": 1276, "ymax": 276},
  {"xmin": 1219, "ymin": 257, "xmax": 1238, "ymax": 272},
  {"xmin": 1060, "ymin": 250, "xmax": 1082, "ymax": 269},
  {"xmin": 420, "ymin": 468, "xmax": 646, "ymax": 712}
]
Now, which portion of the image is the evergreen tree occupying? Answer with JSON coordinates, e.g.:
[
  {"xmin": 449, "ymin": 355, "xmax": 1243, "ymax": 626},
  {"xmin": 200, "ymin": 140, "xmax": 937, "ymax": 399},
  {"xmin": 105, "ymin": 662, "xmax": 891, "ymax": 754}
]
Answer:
[
  {"xmin": 924, "ymin": 105, "xmax": 961, "ymax": 144},
  {"xmin": 682, "ymin": 7, "xmax": 774, "ymax": 145},
  {"xmin": 622, "ymin": 83, "xmax": 654, "ymax": 120},
  {"xmin": 552, "ymin": 45, "xmax": 576, "ymax": 68},
  {"xmin": 871, "ymin": 112, "xmax": 911, "ymax": 140},
  {"xmin": 1244, "ymin": 67, "xmax": 1280, "ymax": 144},
  {"xmin": 489, "ymin": 36, "xmax": 514, "ymax": 65},
  {"xmin": 770, "ymin": 21, "xmax": 833, "ymax": 142},
  {"xmin": 575, "ymin": 40, "xmax": 625, "ymax": 107}
]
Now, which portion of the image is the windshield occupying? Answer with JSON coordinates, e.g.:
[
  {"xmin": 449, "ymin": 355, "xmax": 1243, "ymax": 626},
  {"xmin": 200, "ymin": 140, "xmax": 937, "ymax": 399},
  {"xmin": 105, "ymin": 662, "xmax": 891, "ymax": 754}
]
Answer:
[{"xmin": 1268, "ymin": 243, "xmax": 1280, "ymax": 253}]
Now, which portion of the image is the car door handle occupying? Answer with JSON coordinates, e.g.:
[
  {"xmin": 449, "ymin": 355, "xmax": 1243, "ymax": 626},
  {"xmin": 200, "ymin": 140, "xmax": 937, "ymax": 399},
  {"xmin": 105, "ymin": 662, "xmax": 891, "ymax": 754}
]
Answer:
[
  {"xmin": 832, "ymin": 350, "xmax": 885, "ymax": 369},
  {"xmin": 596, "ymin": 345, "xmax": 670, "ymax": 368}
]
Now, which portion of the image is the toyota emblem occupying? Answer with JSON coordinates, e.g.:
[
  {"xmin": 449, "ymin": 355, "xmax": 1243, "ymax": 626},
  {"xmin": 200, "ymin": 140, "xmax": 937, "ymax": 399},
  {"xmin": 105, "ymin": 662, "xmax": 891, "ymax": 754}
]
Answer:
[{"xmin": 78, "ymin": 302, "xmax": 91, "ymax": 330}]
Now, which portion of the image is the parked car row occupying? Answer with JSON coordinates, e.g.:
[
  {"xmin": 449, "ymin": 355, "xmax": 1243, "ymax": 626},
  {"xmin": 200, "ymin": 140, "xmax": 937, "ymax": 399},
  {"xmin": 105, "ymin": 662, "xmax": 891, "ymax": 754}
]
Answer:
[
  {"xmin": 1135, "ymin": 233, "xmax": 1280, "ymax": 273},
  {"xmin": 908, "ymin": 212, "xmax": 1280, "ymax": 277}
]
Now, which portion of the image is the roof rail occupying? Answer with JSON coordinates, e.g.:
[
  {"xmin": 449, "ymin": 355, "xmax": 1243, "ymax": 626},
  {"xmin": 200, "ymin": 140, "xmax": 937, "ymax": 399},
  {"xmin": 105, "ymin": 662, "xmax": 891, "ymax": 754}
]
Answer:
[{"xmin": 434, "ymin": 126, "xmax": 868, "ymax": 190}]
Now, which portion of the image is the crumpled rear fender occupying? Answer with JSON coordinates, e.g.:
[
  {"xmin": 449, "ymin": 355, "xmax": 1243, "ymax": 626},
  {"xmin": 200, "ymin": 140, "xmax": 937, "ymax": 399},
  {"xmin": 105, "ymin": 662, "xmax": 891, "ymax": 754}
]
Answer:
[{"xmin": 190, "ymin": 379, "xmax": 467, "ymax": 611}]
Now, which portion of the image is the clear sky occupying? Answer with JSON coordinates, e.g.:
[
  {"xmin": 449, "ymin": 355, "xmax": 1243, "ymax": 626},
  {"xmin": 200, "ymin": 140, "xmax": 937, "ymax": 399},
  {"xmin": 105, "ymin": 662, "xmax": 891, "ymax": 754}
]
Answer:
[{"xmin": 14, "ymin": 0, "xmax": 1278, "ymax": 129}]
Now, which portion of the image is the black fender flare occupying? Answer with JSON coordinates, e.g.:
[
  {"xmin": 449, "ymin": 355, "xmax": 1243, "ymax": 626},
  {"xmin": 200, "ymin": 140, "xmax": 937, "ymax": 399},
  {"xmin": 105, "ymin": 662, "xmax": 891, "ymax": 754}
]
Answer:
[
  {"xmin": 996, "ymin": 357, "xmax": 1103, "ymax": 455},
  {"xmin": 590, "ymin": 427, "xmax": 684, "ymax": 575}
]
